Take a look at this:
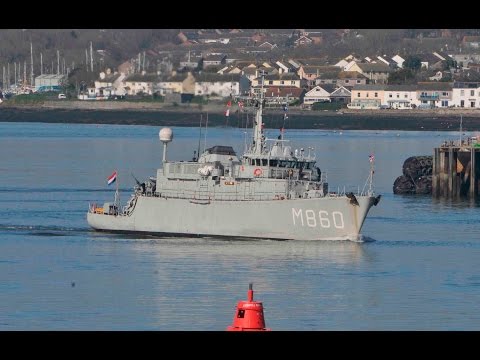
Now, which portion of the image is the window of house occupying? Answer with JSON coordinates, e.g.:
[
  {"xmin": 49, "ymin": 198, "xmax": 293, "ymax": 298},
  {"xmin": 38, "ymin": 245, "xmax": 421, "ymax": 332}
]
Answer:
[
  {"xmin": 357, "ymin": 92, "xmax": 360, "ymax": 97},
  {"xmin": 461, "ymin": 100, "xmax": 465, "ymax": 107},
  {"xmin": 281, "ymin": 81, "xmax": 285, "ymax": 84},
  {"xmin": 461, "ymin": 90, "xmax": 465, "ymax": 96},
  {"xmin": 442, "ymin": 100, "xmax": 448, "ymax": 107},
  {"xmin": 404, "ymin": 94, "xmax": 408, "ymax": 98},
  {"xmin": 442, "ymin": 92, "xmax": 448, "ymax": 96},
  {"xmin": 397, "ymin": 93, "xmax": 400, "ymax": 98},
  {"xmin": 268, "ymin": 81, "xmax": 273, "ymax": 85},
  {"xmin": 366, "ymin": 93, "xmax": 369, "ymax": 98},
  {"xmin": 389, "ymin": 94, "xmax": 392, "ymax": 98},
  {"xmin": 471, "ymin": 90, "xmax": 475, "ymax": 96},
  {"xmin": 345, "ymin": 80, "xmax": 349, "ymax": 83},
  {"xmin": 374, "ymin": 92, "xmax": 378, "ymax": 97},
  {"xmin": 291, "ymin": 81, "xmax": 295, "ymax": 85},
  {"xmin": 356, "ymin": 80, "xmax": 361, "ymax": 83}
]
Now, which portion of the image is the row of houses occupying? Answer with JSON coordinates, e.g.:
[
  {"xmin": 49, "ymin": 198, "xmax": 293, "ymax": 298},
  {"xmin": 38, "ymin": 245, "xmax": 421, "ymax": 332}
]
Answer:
[{"xmin": 348, "ymin": 82, "xmax": 480, "ymax": 109}]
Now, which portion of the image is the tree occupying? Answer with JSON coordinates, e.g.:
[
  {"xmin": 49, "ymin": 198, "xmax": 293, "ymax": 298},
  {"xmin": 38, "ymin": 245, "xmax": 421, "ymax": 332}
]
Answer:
[
  {"xmin": 442, "ymin": 58, "xmax": 457, "ymax": 70},
  {"xmin": 404, "ymin": 55, "xmax": 422, "ymax": 71},
  {"xmin": 388, "ymin": 68, "xmax": 416, "ymax": 84}
]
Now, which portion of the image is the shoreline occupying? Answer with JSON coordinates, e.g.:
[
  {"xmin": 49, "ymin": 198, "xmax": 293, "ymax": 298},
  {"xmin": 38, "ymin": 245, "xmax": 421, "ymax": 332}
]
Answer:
[{"xmin": 2, "ymin": 101, "xmax": 480, "ymax": 131}]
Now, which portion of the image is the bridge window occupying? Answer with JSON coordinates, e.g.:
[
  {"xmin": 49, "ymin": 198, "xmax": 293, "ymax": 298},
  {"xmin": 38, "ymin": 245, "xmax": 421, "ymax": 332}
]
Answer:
[
  {"xmin": 255, "ymin": 159, "xmax": 261, "ymax": 166},
  {"xmin": 262, "ymin": 159, "xmax": 268, "ymax": 166},
  {"xmin": 269, "ymin": 160, "xmax": 278, "ymax": 167}
]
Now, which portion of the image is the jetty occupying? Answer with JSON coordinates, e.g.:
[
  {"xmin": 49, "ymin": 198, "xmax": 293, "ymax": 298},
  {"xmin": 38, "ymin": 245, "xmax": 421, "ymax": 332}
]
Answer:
[{"xmin": 432, "ymin": 137, "xmax": 480, "ymax": 198}]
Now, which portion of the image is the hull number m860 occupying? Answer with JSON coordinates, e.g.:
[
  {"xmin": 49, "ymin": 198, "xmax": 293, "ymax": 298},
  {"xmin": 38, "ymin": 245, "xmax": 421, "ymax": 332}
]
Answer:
[{"xmin": 291, "ymin": 208, "xmax": 345, "ymax": 229}]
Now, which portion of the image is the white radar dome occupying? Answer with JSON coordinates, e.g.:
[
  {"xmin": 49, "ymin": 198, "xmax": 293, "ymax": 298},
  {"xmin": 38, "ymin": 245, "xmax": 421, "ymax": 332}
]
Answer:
[{"xmin": 159, "ymin": 128, "xmax": 173, "ymax": 143}]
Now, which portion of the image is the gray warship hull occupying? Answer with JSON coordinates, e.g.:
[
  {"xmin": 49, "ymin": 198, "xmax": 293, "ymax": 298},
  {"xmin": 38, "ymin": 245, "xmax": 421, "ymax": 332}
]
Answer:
[
  {"xmin": 87, "ymin": 73, "xmax": 380, "ymax": 240},
  {"xmin": 87, "ymin": 194, "xmax": 375, "ymax": 241}
]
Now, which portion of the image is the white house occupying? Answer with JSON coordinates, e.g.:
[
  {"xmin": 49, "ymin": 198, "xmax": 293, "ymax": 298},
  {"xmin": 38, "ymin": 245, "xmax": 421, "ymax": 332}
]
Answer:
[
  {"xmin": 194, "ymin": 73, "xmax": 242, "ymax": 97},
  {"xmin": 383, "ymin": 85, "xmax": 418, "ymax": 109},
  {"xmin": 303, "ymin": 85, "xmax": 335, "ymax": 104},
  {"xmin": 451, "ymin": 82, "xmax": 480, "ymax": 108},
  {"xmin": 123, "ymin": 73, "xmax": 161, "ymax": 95},
  {"xmin": 94, "ymin": 71, "xmax": 126, "ymax": 97}
]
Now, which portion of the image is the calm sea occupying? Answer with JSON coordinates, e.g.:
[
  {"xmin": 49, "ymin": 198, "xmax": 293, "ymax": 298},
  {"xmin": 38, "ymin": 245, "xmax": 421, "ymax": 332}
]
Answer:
[{"xmin": 0, "ymin": 121, "xmax": 479, "ymax": 330}]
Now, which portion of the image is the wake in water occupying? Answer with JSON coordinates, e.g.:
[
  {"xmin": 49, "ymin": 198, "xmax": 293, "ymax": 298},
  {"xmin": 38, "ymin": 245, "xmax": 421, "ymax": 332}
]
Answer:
[{"xmin": 0, "ymin": 224, "xmax": 89, "ymax": 237}]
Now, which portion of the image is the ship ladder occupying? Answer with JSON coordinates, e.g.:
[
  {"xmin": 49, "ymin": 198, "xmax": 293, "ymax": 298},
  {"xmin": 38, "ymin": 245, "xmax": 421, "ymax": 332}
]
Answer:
[{"xmin": 244, "ymin": 180, "xmax": 254, "ymax": 200}]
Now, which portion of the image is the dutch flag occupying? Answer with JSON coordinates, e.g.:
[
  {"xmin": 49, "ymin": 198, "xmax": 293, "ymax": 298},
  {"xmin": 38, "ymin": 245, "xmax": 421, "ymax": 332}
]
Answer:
[{"xmin": 107, "ymin": 171, "xmax": 117, "ymax": 185}]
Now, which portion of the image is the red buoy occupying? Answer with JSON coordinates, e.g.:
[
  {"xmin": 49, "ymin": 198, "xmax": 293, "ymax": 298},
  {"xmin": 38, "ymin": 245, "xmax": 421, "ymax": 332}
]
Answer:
[{"xmin": 226, "ymin": 283, "xmax": 271, "ymax": 331}]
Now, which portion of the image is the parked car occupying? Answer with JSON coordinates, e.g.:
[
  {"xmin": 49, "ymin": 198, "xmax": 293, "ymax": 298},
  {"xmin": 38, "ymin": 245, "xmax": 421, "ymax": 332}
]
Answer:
[{"xmin": 58, "ymin": 93, "xmax": 67, "ymax": 99}]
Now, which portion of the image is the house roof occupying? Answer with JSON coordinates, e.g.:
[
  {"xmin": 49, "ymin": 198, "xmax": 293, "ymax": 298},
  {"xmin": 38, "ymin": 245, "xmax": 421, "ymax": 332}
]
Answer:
[
  {"xmin": 263, "ymin": 86, "xmax": 304, "ymax": 98},
  {"xmin": 337, "ymin": 71, "xmax": 367, "ymax": 79},
  {"xmin": 331, "ymin": 86, "xmax": 351, "ymax": 96},
  {"xmin": 96, "ymin": 73, "xmax": 121, "ymax": 83},
  {"xmin": 317, "ymin": 84, "xmax": 336, "ymax": 93},
  {"xmin": 124, "ymin": 74, "xmax": 161, "ymax": 83},
  {"xmin": 355, "ymin": 63, "xmax": 393, "ymax": 73},
  {"xmin": 301, "ymin": 65, "xmax": 338, "ymax": 74},
  {"xmin": 384, "ymin": 85, "xmax": 418, "ymax": 91},
  {"xmin": 203, "ymin": 54, "xmax": 226, "ymax": 62},
  {"xmin": 417, "ymin": 53, "xmax": 443, "ymax": 64},
  {"xmin": 463, "ymin": 36, "xmax": 480, "ymax": 43},
  {"xmin": 416, "ymin": 82, "xmax": 453, "ymax": 91},
  {"xmin": 352, "ymin": 84, "xmax": 385, "ymax": 91},
  {"xmin": 261, "ymin": 73, "xmax": 300, "ymax": 81},
  {"xmin": 453, "ymin": 81, "xmax": 480, "ymax": 88},
  {"xmin": 195, "ymin": 73, "xmax": 241, "ymax": 82}
]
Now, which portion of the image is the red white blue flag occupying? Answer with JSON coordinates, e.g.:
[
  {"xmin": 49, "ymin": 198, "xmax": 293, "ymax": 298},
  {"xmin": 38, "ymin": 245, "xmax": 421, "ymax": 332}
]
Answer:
[{"xmin": 107, "ymin": 171, "xmax": 117, "ymax": 185}]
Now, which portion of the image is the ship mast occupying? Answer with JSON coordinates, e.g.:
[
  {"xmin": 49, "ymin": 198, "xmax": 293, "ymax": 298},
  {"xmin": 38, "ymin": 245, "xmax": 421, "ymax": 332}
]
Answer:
[{"xmin": 252, "ymin": 70, "xmax": 266, "ymax": 155}]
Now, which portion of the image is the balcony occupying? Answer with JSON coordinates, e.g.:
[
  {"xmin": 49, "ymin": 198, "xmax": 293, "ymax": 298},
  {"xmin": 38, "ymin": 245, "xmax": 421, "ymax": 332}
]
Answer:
[{"xmin": 419, "ymin": 94, "xmax": 439, "ymax": 101}]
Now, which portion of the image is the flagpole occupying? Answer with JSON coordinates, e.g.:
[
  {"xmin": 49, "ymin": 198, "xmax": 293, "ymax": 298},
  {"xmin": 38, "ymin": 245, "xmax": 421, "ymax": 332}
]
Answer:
[{"xmin": 115, "ymin": 170, "xmax": 119, "ymax": 213}]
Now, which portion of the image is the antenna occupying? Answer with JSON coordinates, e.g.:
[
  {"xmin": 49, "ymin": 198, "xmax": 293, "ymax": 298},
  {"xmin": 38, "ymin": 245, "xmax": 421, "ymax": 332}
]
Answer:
[
  {"xmin": 30, "ymin": 42, "xmax": 34, "ymax": 87},
  {"xmin": 90, "ymin": 41, "xmax": 94, "ymax": 72},
  {"xmin": 40, "ymin": 53, "xmax": 43, "ymax": 75},
  {"xmin": 57, "ymin": 50, "xmax": 60, "ymax": 75},
  {"xmin": 14, "ymin": 62, "xmax": 16, "ymax": 87},
  {"xmin": 204, "ymin": 112, "xmax": 209, "ymax": 153},
  {"xmin": 197, "ymin": 114, "xmax": 202, "ymax": 160},
  {"xmin": 459, "ymin": 114, "xmax": 463, "ymax": 146},
  {"xmin": 85, "ymin": 49, "xmax": 88, "ymax": 71}
]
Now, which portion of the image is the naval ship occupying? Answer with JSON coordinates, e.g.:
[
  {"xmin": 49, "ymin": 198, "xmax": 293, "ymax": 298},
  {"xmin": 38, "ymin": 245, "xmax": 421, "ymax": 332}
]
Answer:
[{"xmin": 87, "ymin": 78, "xmax": 381, "ymax": 241}]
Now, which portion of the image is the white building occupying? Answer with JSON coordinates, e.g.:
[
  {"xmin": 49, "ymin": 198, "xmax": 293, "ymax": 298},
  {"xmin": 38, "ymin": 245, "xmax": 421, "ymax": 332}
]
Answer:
[
  {"xmin": 303, "ymin": 85, "xmax": 334, "ymax": 104},
  {"xmin": 383, "ymin": 85, "xmax": 418, "ymax": 109},
  {"xmin": 35, "ymin": 74, "xmax": 66, "ymax": 92},
  {"xmin": 194, "ymin": 73, "xmax": 241, "ymax": 97},
  {"xmin": 451, "ymin": 82, "xmax": 480, "ymax": 108}
]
